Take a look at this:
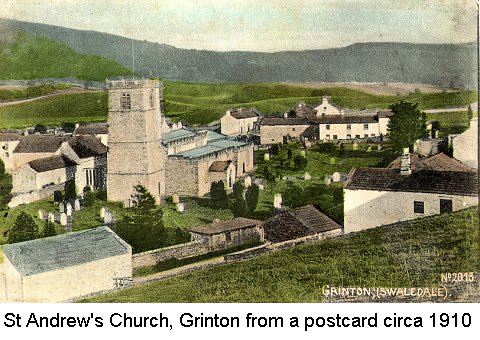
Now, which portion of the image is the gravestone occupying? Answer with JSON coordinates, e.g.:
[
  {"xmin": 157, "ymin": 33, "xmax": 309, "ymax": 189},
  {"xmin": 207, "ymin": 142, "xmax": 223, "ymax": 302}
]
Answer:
[
  {"xmin": 74, "ymin": 199, "xmax": 81, "ymax": 211},
  {"xmin": 329, "ymin": 157, "xmax": 336, "ymax": 165},
  {"xmin": 58, "ymin": 202, "xmax": 65, "ymax": 213},
  {"xmin": 48, "ymin": 213, "xmax": 55, "ymax": 223},
  {"xmin": 300, "ymin": 150, "xmax": 306, "ymax": 157},
  {"xmin": 100, "ymin": 207, "xmax": 105, "ymax": 218},
  {"xmin": 244, "ymin": 176, "xmax": 252, "ymax": 188},
  {"xmin": 273, "ymin": 193, "xmax": 283, "ymax": 209},
  {"xmin": 352, "ymin": 143, "xmax": 358, "ymax": 150},
  {"xmin": 367, "ymin": 146, "xmax": 372, "ymax": 152},
  {"xmin": 103, "ymin": 210, "xmax": 115, "ymax": 225},
  {"xmin": 66, "ymin": 203, "xmax": 73, "ymax": 216},
  {"xmin": 303, "ymin": 172, "xmax": 311, "ymax": 180},
  {"xmin": 176, "ymin": 202, "xmax": 185, "ymax": 213},
  {"xmin": 324, "ymin": 176, "xmax": 333, "ymax": 185},
  {"xmin": 258, "ymin": 184, "xmax": 264, "ymax": 191},
  {"xmin": 171, "ymin": 194, "xmax": 180, "ymax": 204},
  {"xmin": 264, "ymin": 153, "xmax": 270, "ymax": 161},
  {"xmin": 333, "ymin": 172, "xmax": 341, "ymax": 182},
  {"xmin": 60, "ymin": 213, "xmax": 67, "ymax": 226},
  {"xmin": 38, "ymin": 209, "xmax": 46, "ymax": 220}
]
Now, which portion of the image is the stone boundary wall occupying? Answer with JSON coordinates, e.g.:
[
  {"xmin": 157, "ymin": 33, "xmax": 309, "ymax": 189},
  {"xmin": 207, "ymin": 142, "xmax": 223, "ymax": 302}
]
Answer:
[
  {"xmin": 0, "ymin": 78, "xmax": 105, "ymax": 90},
  {"xmin": 8, "ymin": 183, "xmax": 64, "ymax": 208},
  {"xmin": 132, "ymin": 240, "xmax": 209, "ymax": 270}
]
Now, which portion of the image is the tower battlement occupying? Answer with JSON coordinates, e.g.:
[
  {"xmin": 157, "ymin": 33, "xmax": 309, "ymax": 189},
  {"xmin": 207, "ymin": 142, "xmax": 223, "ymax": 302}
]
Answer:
[{"xmin": 106, "ymin": 78, "xmax": 163, "ymax": 91}]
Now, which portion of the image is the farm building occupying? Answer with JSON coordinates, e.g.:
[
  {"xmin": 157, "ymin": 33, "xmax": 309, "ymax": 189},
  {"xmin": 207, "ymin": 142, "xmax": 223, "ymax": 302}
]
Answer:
[
  {"xmin": 263, "ymin": 205, "xmax": 343, "ymax": 243},
  {"xmin": 189, "ymin": 218, "xmax": 263, "ymax": 251},
  {"xmin": 0, "ymin": 226, "xmax": 131, "ymax": 302}
]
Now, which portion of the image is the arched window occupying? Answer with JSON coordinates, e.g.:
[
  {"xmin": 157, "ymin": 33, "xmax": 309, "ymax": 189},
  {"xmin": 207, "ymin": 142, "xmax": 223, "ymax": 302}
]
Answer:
[{"xmin": 121, "ymin": 93, "xmax": 131, "ymax": 110}]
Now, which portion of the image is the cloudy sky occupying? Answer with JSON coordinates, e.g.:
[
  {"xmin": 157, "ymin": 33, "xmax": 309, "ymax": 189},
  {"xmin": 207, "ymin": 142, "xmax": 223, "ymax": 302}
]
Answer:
[{"xmin": 0, "ymin": 0, "xmax": 477, "ymax": 52}]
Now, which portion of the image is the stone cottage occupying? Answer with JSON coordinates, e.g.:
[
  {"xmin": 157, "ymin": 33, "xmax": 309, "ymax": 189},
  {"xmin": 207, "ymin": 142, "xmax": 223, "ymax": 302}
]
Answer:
[
  {"xmin": 220, "ymin": 107, "xmax": 260, "ymax": 136},
  {"xmin": 0, "ymin": 226, "xmax": 131, "ymax": 302},
  {"xmin": 452, "ymin": 117, "xmax": 478, "ymax": 169},
  {"xmin": 73, "ymin": 122, "xmax": 109, "ymax": 146}
]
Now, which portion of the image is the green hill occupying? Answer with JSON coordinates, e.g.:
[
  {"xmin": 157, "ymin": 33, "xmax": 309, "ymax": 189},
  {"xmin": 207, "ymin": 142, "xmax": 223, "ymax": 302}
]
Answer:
[
  {"xmin": 85, "ymin": 207, "xmax": 478, "ymax": 302},
  {"xmin": 0, "ymin": 31, "xmax": 134, "ymax": 81}
]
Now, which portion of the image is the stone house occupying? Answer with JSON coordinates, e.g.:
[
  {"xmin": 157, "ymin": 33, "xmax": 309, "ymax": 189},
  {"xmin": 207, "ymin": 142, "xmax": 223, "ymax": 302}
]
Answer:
[
  {"xmin": 313, "ymin": 96, "xmax": 342, "ymax": 116},
  {"xmin": 221, "ymin": 107, "xmax": 260, "ymax": 136},
  {"xmin": 0, "ymin": 226, "xmax": 131, "ymax": 302},
  {"xmin": 343, "ymin": 166, "xmax": 478, "ymax": 234},
  {"xmin": 73, "ymin": 122, "xmax": 109, "ymax": 146},
  {"xmin": 189, "ymin": 217, "xmax": 263, "ymax": 251},
  {"xmin": 452, "ymin": 117, "xmax": 478, "ymax": 169},
  {"xmin": 259, "ymin": 117, "xmax": 315, "ymax": 145},
  {"xmin": 0, "ymin": 132, "xmax": 22, "ymax": 172},
  {"xmin": 263, "ymin": 205, "xmax": 343, "ymax": 243}
]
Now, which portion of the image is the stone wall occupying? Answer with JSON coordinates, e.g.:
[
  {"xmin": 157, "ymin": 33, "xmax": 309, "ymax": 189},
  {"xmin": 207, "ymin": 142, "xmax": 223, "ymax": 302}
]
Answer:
[
  {"xmin": 260, "ymin": 124, "xmax": 311, "ymax": 145},
  {"xmin": 8, "ymin": 183, "xmax": 64, "ymax": 208},
  {"xmin": 165, "ymin": 159, "xmax": 199, "ymax": 196},
  {"xmin": 132, "ymin": 240, "xmax": 209, "ymax": 270}
]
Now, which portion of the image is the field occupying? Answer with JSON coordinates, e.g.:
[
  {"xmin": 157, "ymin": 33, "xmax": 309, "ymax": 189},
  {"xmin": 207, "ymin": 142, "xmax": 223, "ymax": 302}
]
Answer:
[
  {"xmin": 84, "ymin": 207, "xmax": 478, "ymax": 302},
  {"xmin": 0, "ymin": 82, "xmax": 476, "ymax": 128}
]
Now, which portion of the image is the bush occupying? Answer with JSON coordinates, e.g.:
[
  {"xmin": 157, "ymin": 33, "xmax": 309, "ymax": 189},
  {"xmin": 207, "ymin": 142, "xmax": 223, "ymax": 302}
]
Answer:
[
  {"xmin": 42, "ymin": 220, "xmax": 57, "ymax": 238},
  {"xmin": 245, "ymin": 183, "xmax": 260, "ymax": 213},
  {"xmin": 230, "ymin": 181, "xmax": 247, "ymax": 217},
  {"xmin": 210, "ymin": 181, "xmax": 229, "ymax": 209},
  {"xmin": 8, "ymin": 212, "xmax": 39, "ymax": 243},
  {"xmin": 64, "ymin": 180, "xmax": 77, "ymax": 201},
  {"xmin": 312, "ymin": 142, "xmax": 336, "ymax": 153}
]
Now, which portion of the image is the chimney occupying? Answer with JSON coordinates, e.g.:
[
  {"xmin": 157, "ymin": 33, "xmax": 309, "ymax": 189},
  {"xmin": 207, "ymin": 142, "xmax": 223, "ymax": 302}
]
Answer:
[
  {"xmin": 400, "ymin": 147, "xmax": 411, "ymax": 175},
  {"xmin": 284, "ymin": 112, "xmax": 289, "ymax": 118}
]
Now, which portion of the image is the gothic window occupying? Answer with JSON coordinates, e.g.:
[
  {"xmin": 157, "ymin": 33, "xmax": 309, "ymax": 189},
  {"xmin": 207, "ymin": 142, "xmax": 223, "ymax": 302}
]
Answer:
[{"xmin": 121, "ymin": 93, "xmax": 131, "ymax": 110}]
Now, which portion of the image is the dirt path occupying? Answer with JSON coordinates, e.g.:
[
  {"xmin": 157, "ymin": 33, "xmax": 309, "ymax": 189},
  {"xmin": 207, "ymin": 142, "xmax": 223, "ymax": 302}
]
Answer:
[
  {"xmin": 423, "ymin": 103, "xmax": 477, "ymax": 114},
  {"xmin": 0, "ymin": 87, "xmax": 98, "ymax": 107}
]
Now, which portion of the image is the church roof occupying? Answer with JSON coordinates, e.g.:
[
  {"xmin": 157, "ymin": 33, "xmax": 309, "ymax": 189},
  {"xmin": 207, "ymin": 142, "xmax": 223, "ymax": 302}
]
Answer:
[
  {"xmin": 68, "ymin": 136, "xmax": 107, "ymax": 158},
  {"xmin": 162, "ymin": 128, "xmax": 196, "ymax": 143},
  {"xmin": 73, "ymin": 123, "xmax": 108, "ymax": 135},
  {"xmin": 2, "ymin": 227, "xmax": 130, "ymax": 277},
  {"xmin": 28, "ymin": 155, "xmax": 77, "ymax": 173},
  {"xmin": 13, "ymin": 135, "xmax": 67, "ymax": 153},
  {"xmin": 170, "ymin": 138, "xmax": 249, "ymax": 160},
  {"xmin": 229, "ymin": 108, "xmax": 260, "ymax": 119}
]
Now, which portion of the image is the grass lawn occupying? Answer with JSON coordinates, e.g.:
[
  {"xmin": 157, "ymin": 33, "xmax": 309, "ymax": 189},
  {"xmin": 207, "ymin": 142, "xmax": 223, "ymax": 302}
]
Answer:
[
  {"xmin": 0, "ymin": 81, "xmax": 476, "ymax": 128},
  {"xmin": 83, "ymin": 207, "xmax": 478, "ymax": 302},
  {"xmin": 0, "ymin": 196, "xmax": 64, "ymax": 245},
  {"xmin": 425, "ymin": 111, "xmax": 470, "ymax": 136}
]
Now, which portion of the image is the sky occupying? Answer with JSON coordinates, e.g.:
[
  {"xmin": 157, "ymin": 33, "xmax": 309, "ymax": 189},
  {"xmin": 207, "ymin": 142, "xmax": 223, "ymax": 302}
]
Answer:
[{"xmin": 0, "ymin": 0, "xmax": 478, "ymax": 52}]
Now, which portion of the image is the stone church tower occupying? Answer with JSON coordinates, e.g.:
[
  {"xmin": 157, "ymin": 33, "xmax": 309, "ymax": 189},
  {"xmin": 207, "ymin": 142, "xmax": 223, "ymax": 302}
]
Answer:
[{"xmin": 106, "ymin": 79, "xmax": 165, "ymax": 205}]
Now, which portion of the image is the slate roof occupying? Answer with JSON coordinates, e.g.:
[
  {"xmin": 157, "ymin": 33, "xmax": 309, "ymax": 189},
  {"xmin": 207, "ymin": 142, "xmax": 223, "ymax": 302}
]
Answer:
[
  {"xmin": 189, "ymin": 218, "xmax": 262, "ymax": 235},
  {"xmin": 171, "ymin": 138, "xmax": 249, "ymax": 159},
  {"xmin": 260, "ymin": 117, "xmax": 314, "ymax": 126},
  {"xmin": 388, "ymin": 153, "xmax": 476, "ymax": 173},
  {"xmin": 290, "ymin": 103, "xmax": 316, "ymax": 117},
  {"xmin": 317, "ymin": 115, "xmax": 378, "ymax": 124},
  {"xmin": 73, "ymin": 123, "xmax": 108, "ymax": 135},
  {"xmin": 229, "ymin": 108, "xmax": 260, "ymax": 119},
  {"xmin": 209, "ymin": 160, "xmax": 232, "ymax": 172},
  {"xmin": 162, "ymin": 128, "xmax": 197, "ymax": 143},
  {"xmin": 300, "ymin": 125, "xmax": 319, "ymax": 138},
  {"xmin": 1, "ymin": 227, "xmax": 130, "ymax": 277},
  {"xmin": 264, "ymin": 205, "xmax": 342, "ymax": 243},
  {"xmin": 68, "ymin": 135, "xmax": 107, "ymax": 158},
  {"xmin": 345, "ymin": 168, "xmax": 478, "ymax": 196},
  {"xmin": 29, "ymin": 155, "xmax": 77, "ymax": 173},
  {"xmin": 13, "ymin": 135, "xmax": 67, "ymax": 153},
  {"xmin": 0, "ymin": 132, "xmax": 22, "ymax": 141}
]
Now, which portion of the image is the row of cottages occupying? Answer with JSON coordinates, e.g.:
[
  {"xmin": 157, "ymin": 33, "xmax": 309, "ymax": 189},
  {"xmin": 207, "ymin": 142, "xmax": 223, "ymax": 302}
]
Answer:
[
  {"xmin": 0, "ymin": 226, "xmax": 132, "ymax": 302},
  {"xmin": 343, "ymin": 148, "xmax": 478, "ymax": 234},
  {"xmin": 1, "ymin": 133, "xmax": 107, "ymax": 207},
  {"xmin": 258, "ymin": 97, "xmax": 393, "ymax": 145}
]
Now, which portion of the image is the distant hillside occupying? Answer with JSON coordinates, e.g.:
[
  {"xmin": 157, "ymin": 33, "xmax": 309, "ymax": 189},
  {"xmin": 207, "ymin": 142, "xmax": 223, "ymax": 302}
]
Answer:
[
  {"xmin": 0, "ymin": 30, "xmax": 134, "ymax": 81},
  {"xmin": 0, "ymin": 18, "xmax": 476, "ymax": 88}
]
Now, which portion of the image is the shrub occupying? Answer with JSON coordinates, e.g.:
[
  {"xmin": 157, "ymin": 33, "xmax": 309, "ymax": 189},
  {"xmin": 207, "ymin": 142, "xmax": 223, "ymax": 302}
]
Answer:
[{"xmin": 8, "ymin": 212, "xmax": 39, "ymax": 243}]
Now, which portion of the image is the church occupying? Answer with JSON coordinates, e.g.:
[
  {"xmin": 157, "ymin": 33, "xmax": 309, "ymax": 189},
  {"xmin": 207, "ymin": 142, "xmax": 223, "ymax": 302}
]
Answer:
[{"xmin": 106, "ymin": 79, "xmax": 254, "ymax": 206}]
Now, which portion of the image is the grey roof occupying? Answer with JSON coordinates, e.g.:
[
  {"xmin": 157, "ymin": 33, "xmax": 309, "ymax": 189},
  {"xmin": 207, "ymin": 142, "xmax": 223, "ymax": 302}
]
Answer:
[
  {"xmin": 0, "ymin": 132, "xmax": 22, "ymax": 141},
  {"xmin": 260, "ymin": 117, "xmax": 314, "ymax": 126},
  {"xmin": 229, "ymin": 108, "xmax": 260, "ymax": 119},
  {"xmin": 2, "ymin": 227, "xmax": 130, "ymax": 277},
  {"xmin": 345, "ymin": 168, "xmax": 478, "ymax": 196},
  {"xmin": 68, "ymin": 135, "xmax": 107, "ymax": 158},
  {"xmin": 389, "ymin": 153, "xmax": 476, "ymax": 173},
  {"xmin": 162, "ymin": 128, "xmax": 197, "ymax": 143},
  {"xmin": 207, "ymin": 130, "xmax": 227, "ymax": 142},
  {"xmin": 189, "ymin": 218, "xmax": 261, "ymax": 235},
  {"xmin": 291, "ymin": 205, "xmax": 342, "ymax": 233},
  {"xmin": 317, "ymin": 115, "xmax": 378, "ymax": 124},
  {"xmin": 73, "ymin": 123, "xmax": 108, "ymax": 135},
  {"xmin": 13, "ymin": 135, "xmax": 67, "ymax": 153},
  {"xmin": 171, "ymin": 138, "xmax": 249, "ymax": 160},
  {"xmin": 29, "ymin": 155, "xmax": 77, "ymax": 173}
]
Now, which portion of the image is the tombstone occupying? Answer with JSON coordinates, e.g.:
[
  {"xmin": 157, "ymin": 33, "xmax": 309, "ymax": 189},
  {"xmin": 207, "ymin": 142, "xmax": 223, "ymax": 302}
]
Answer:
[
  {"xmin": 282, "ymin": 175, "xmax": 288, "ymax": 181},
  {"xmin": 300, "ymin": 150, "xmax": 306, "ymax": 157},
  {"xmin": 258, "ymin": 184, "xmax": 264, "ymax": 191},
  {"xmin": 38, "ymin": 209, "xmax": 46, "ymax": 220},
  {"xmin": 103, "ymin": 210, "xmax": 115, "ymax": 225},
  {"xmin": 48, "ymin": 213, "xmax": 55, "ymax": 223},
  {"xmin": 244, "ymin": 176, "xmax": 252, "ymax": 188},
  {"xmin": 264, "ymin": 153, "xmax": 270, "ymax": 161},
  {"xmin": 100, "ymin": 207, "xmax": 106, "ymax": 218},
  {"xmin": 66, "ymin": 202, "xmax": 73, "ymax": 216},
  {"xmin": 58, "ymin": 202, "xmax": 65, "ymax": 213},
  {"xmin": 74, "ymin": 198, "xmax": 81, "ymax": 211},
  {"xmin": 377, "ymin": 145, "xmax": 383, "ymax": 151},
  {"xmin": 303, "ymin": 172, "xmax": 311, "ymax": 180},
  {"xmin": 176, "ymin": 202, "xmax": 185, "ymax": 213},
  {"xmin": 60, "ymin": 213, "xmax": 67, "ymax": 226},
  {"xmin": 324, "ymin": 176, "xmax": 333, "ymax": 185},
  {"xmin": 352, "ymin": 143, "xmax": 358, "ymax": 150},
  {"xmin": 273, "ymin": 193, "xmax": 283, "ymax": 209},
  {"xmin": 171, "ymin": 194, "xmax": 180, "ymax": 204},
  {"xmin": 367, "ymin": 146, "xmax": 372, "ymax": 152},
  {"xmin": 333, "ymin": 172, "xmax": 341, "ymax": 182}
]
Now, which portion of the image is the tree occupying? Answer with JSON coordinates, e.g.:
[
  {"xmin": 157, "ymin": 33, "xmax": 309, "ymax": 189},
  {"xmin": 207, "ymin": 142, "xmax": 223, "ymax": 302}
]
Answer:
[
  {"xmin": 115, "ymin": 185, "xmax": 166, "ymax": 253},
  {"xmin": 245, "ymin": 183, "xmax": 259, "ymax": 213},
  {"xmin": 53, "ymin": 190, "xmax": 63, "ymax": 204},
  {"xmin": 387, "ymin": 101, "xmax": 426, "ymax": 155},
  {"xmin": 293, "ymin": 154, "xmax": 308, "ymax": 170},
  {"xmin": 230, "ymin": 181, "xmax": 246, "ymax": 217},
  {"xmin": 42, "ymin": 220, "xmax": 57, "ymax": 238},
  {"xmin": 0, "ymin": 159, "xmax": 12, "ymax": 211},
  {"xmin": 8, "ymin": 212, "xmax": 39, "ymax": 243},
  {"xmin": 64, "ymin": 180, "xmax": 77, "ymax": 201},
  {"xmin": 210, "ymin": 181, "xmax": 229, "ymax": 209}
]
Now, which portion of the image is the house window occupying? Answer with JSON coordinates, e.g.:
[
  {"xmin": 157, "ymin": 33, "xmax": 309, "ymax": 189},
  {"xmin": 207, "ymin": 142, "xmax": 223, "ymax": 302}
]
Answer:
[
  {"xmin": 292, "ymin": 128, "xmax": 296, "ymax": 131},
  {"xmin": 364, "ymin": 134, "xmax": 368, "ymax": 138},
  {"xmin": 326, "ymin": 135, "xmax": 330, "ymax": 139},
  {"xmin": 363, "ymin": 123, "xmax": 368, "ymax": 130},
  {"xmin": 225, "ymin": 231, "xmax": 232, "ymax": 242},
  {"xmin": 355, "ymin": 135, "xmax": 360, "ymax": 138},
  {"xmin": 347, "ymin": 124, "xmax": 351, "ymax": 130},
  {"xmin": 347, "ymin": 134, "xmax": 351, "ymax": 139},
  {"xmin": 326, "ymin": 125, "xmax": 330, "ymax": 130},
  {"xmin": 414, "ymin": 201, "xmax": 424, "ymax": 214},
  {"xmin": 85, "ymin": 168, "xmax": 94, "ymax": 187},
  {"xmin": 440, "ymin": 199, "xmax": 453, "ymax": 214},
  {"xmin": 121, "ymin": 93, "xmax": 131, "ymax": 110},
  {"xmin": 333, "ymin": 135, "xmax": 337, "ymax": 140}
]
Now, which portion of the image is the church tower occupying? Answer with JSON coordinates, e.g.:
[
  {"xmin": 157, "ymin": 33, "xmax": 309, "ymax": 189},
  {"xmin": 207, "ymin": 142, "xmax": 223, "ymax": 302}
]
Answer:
[{"xmin": 106, "ymin": 79, "xmax": 165, "ymax": 205}]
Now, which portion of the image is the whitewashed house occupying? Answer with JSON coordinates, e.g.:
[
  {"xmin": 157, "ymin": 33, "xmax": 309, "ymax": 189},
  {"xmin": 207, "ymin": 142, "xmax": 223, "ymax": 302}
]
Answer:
[
  {"xmin": 343, "ymin": 151, "xmax": 478, "ymax": 234},
  {"xmin": 221, "ymin": 108, "xmax": 260, "ymax": 136},
  {"xmin": 0, "ymin": 226, "xmax": 131, "ymax": 302}
]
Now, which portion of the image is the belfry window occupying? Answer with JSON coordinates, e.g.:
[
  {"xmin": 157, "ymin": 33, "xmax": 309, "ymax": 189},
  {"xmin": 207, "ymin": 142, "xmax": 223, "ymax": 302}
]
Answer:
[{"xmin": 121, "ymin": 93, "xmax": 131, "ymax": 110}]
